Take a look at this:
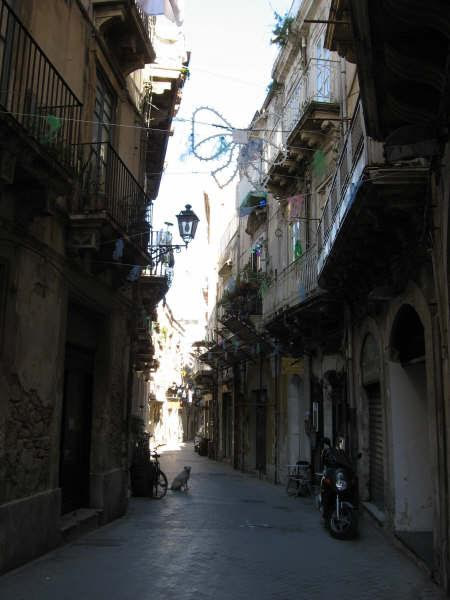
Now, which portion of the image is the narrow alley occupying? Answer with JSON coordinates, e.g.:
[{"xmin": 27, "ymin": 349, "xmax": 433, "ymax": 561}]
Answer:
[{"xmin": 0, "ymin": 444, "xmax": 444, "ymax": 600}]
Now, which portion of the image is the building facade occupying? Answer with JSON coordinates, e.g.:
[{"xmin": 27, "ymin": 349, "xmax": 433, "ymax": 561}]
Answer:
[
  {"xmin": 0, "ymin": 0, "xmax": 186, "ymax": 573},
  {"xmin": 202, "ymin": 0, "xmax": 450, "ymax": 592}
]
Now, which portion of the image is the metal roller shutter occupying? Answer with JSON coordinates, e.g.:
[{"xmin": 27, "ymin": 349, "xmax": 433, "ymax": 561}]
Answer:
[{"xmin": 367, "ymin": 383, "xmax": 384, "ymax": 510}]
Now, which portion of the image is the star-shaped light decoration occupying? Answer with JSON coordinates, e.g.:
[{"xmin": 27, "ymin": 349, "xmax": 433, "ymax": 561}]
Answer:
[{"xmin": 189, "ymin": 106, "xmax": 287, "ymax": 189}]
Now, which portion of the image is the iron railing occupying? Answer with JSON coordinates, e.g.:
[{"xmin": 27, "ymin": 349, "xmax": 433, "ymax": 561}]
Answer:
[
  {"xmin": 262, "ymin": 59, "xmax": 340, "ymax": 174},
  {"xmin": 93, "ymin": 0, "xmax": 154, "ymax": 43},
  {"xmin": 0, "ymin": 0, "xmax": 82, "ymax": 172},
  {"xmin": 316, "ymin": 101, "xmax": 385, "ymax": 274},
  {"xmin": 263, "ymin": 245, "xmax": 319, "ymax": 318},
  {"xmin": 80, "ymin": 142, "xmax": 151, "ymax": 251},
  {"xmin": 145, "ymin": 228, "xmax": 175, "ymax": 280},
  {"xmin": 134, "ymin": 1, "xmax": 155, "ymax": 42},
  {"xmin": 282, "ymin": 58, "xmax": 340, "ymax": 145}
]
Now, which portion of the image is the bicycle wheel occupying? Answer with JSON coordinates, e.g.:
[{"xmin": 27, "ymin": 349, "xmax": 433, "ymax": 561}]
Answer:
[
  {"xmin": 297, "ymin": 479, "xmax": 312, "ymax": 497},
  {"xmin": 286, "ymin": 477, "xmax": 299, "ymax": 496},
  {"xmin": 153, "ymin": 470, "xmax": 168, "ymax": 499}
]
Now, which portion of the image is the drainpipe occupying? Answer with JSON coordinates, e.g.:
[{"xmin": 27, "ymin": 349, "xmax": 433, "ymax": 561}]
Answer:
[
  {"xmin": 339, "ymin": 57, "xmax": 348, "ymax": 135},
  {"xmin": 344, "ymin": 302, "xmax": 355, "ymax": 457}
]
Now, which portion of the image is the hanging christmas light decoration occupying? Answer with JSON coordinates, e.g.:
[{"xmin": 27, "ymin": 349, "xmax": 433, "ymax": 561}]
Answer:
[{"xmin": 189, "ymin": 106, "xmax": 287, "ymax": 189}]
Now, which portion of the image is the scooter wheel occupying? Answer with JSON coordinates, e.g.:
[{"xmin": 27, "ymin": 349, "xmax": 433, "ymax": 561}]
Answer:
[{"xmin": 329, "ymin": 505, "xmax": 358, "ymax": 539}]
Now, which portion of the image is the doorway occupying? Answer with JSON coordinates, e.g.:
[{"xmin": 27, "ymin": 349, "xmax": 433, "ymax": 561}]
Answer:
[
  {"xmin": 254, "ymin": 389, "xmax": 267, "ymax": 473},
  {"xmin": 222, "ymin": 393, "xmax": 232, "ymax": 459},
  {"xmin": 389, "ymin": 304, "xmax": 433, "ymax": 567},
  {"xmin": 60, "ymin": 345, "xmax": 94, "ymax": 514},
  {"xmin": 60, "ymin": 303, "xmax": 100, "ymax": 515}
]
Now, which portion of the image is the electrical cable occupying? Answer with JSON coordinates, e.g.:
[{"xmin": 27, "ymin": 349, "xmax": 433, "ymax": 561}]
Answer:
[{"xmin": 0, "ymin": 108, "xmax": 340, "ymax": 137}]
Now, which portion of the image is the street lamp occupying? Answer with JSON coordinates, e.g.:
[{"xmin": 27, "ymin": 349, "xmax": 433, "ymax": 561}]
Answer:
[
  {"xmin": 148, "ymin": 204, "xmax": 199, "ymax": 268},
  {"xmin": 176, "ymin": 204, "xmax": 199, "ymax": 246}
]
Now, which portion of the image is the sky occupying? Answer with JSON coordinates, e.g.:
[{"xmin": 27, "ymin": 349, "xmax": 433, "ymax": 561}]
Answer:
[{"xmin": 153, "ymin": 0, "xmax": 294, "ymax": 323}]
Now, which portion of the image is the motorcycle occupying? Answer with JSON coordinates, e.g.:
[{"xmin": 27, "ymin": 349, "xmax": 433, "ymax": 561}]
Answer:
[{"xmin": 317, "ymin": 437, "xmax": 360, "ymax": 539}]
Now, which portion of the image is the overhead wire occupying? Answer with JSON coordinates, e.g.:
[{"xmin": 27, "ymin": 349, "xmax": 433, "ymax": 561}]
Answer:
[{"xmin": 0, "ymin": 107, "xmax": 338, "ymax": 137}]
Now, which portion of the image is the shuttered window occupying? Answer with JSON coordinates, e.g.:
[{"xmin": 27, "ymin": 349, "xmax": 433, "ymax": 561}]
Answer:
[
  {"xmin": 367, "ymin": 382, "xmax": 385, "ymax": 511},
  {"xmin": 361, "ymin": 334, "xmax": 384, "ymax": 511}
]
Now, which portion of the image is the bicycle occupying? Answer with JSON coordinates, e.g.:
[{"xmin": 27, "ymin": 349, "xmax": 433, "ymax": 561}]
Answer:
[
  {"xmin": 150, "ymin": 447, "xmax": 168, "ymax": 499},
  {"xmin": 286, "ymin": 461, "xmax": 312, "ymax": 497}
]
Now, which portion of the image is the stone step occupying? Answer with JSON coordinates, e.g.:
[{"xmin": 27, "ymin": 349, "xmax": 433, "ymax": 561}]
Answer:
[{"xmin": 60, "ymin": 508, "xmax": 104, "ymax": 544}]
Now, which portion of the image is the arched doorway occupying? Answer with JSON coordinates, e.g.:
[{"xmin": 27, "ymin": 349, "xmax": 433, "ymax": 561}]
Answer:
[
  {"xmin": 388, "ymin": 304, "xmax": 433, "ymax": 566},
  {"xmin": 361, "ymin": 333, "xmax": 385, "ymax": 512}
]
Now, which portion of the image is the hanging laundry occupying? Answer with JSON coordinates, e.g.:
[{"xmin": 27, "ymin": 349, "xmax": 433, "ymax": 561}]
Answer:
[
  {"xmin": 168, "ymin": 249, "xmax": 175, "ymax": 269},
  {"xmin": 298, "ymin": 282, "xmax": 306, "ymax": 301},
  {"xmin": 287, "ymin": 194, "xmax": 304, "ymax": 218},
  {"xmin": 312, "ymin": 149, "xmax": 326, "ymax": 177},
  {"xmin": 294, "ymin": 239, "xmax": 303, "ymax": 259},
  {"xmin": 112, "ymin": 238, "xmax": 124, "ymax": 261},
  {"xmin": 142, "ymin": 0, "xmax": 183, "ymax": 26},
  {"xmin": 43, "ymin": 114, "xmax": 62, "ymax": 142},
  {"xmin": 259, "ymin": 279, "xmax": 270, "ymax": 298},
  {"xmin": 127, "ymin": 265, "xmax": 142, "ymax": 282},
  {"xmin": 232, "ymin": 129, "xmax": 249, "ymax": 145}
]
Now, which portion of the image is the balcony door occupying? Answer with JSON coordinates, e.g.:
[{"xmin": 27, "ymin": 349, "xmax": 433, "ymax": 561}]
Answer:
[
  {"xmin": 90, "ymin": 73, "xmax": 115, "ymax": 197},
  {"xmin": 314, "ymin": 36, "xmax": 331, "ymax": 102}
]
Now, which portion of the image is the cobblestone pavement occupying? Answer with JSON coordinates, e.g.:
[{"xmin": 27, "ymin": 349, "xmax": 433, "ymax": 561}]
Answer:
[{"xmin": 0, "ymin": 443, "xmax": 445, "ymax": 600}]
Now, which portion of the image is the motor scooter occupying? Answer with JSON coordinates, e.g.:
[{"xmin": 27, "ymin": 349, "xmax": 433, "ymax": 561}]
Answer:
[{"xmin": 317, "ymin": 437, "xmax": 360, "ymax": 539}]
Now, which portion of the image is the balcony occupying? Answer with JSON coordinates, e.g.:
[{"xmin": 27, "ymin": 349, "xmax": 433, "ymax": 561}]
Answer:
[
  {"xmin": 0, "ymin": 0, "xmax": 82, "ymax": 182},
  {"xmin": 264, "ymin": 58, "xmax": 340, "ymax": 193},
  {"xmin": 282, "ymin": 58, "xmax": 340, "ymax": 145},
  {"xmin": 69, "ymin": 142, "xmax": 151, "ymax": 276},
  {"xmin": 139, "ymin": 272, "xmax": 170, "ymax": 312},
  {"xmin": 92, "ymin": 0, "xmax": 155, "ymax": 76},
  {"xmin": 134, "ymin": 317, "xmax": 154, "ymax": 360},
  {"xmin": 317, "ymin": 101, "xmax": 429, "ymax": 290},
  {"xmin": 263, "ymin": 246, "xmax": 320, "ymax": 320}
]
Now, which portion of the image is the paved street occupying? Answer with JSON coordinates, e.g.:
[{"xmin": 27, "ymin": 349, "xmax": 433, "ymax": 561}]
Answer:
[{"xmin": 0, "ymin": 444, "xmax": 444, "ymax": 600}]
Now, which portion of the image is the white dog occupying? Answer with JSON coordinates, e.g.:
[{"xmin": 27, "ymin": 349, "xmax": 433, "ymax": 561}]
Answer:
[{"xmin": 170, "ymin": 466, "xmax": 191, "ymax": 491}]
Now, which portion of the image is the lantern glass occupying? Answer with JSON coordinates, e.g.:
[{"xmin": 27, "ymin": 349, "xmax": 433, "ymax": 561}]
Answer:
[{"xmin": 176, "ymin": 204, "xmax": 199, "ymax": 244}]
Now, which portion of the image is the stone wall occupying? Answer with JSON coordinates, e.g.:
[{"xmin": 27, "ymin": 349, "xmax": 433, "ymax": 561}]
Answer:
[{"xmin": 3, "ymin": 371, "xmax": 54, "ymax": 502}]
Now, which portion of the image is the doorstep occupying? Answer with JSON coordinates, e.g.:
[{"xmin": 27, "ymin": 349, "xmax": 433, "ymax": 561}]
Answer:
[
  {"xmin": 60, "ymin": 508, "xmax": 104, "ymax": 544},
  {"xmin": 362, "ymin": 501, "xmax": 386, "ymax": 525}
]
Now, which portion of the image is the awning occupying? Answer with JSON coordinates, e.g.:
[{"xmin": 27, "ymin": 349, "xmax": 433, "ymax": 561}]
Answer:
[
  {"xmin": 219, "ymin": 316, "xmax": 273, "ymax": 354},
  {"xmin": 239, "ymin": 191, "xmax": 267, "ymax": 217}
]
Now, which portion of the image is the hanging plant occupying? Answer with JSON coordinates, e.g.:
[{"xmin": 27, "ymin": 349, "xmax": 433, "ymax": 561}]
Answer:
[
  {"xmin": 266, "ymin": 79, "xmax": 282, "ymax": 95},
  {"xmin": 271, "ymin": 12, "xmax": 294, "ymax": 47}
]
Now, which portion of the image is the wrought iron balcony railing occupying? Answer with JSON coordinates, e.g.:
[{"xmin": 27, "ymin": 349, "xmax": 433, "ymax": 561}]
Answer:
[
  {"xmin": 0, "ymin": 0, "xmax": 82, "ymax": 173},
  {"xmin": 263, "ymin": 245, "xmax": 319, "ymax": 319},
  {"xmin": 133, "ymin": 0, "xmax": 155, "ymax": 42},
  {"xmin": 263, "ymin": 58, "xmax": 340, "ymax": 169},
  {"xmin": 80, "ymin": 142, "xmax": 150, "ymax": 251},
  {"xmin": 317, "ymin": 101, "xmax": 385, "ymax": 274},
  {"xmin": 282, "ymin": 58, "xmax": 340, "ymax": 144}
]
